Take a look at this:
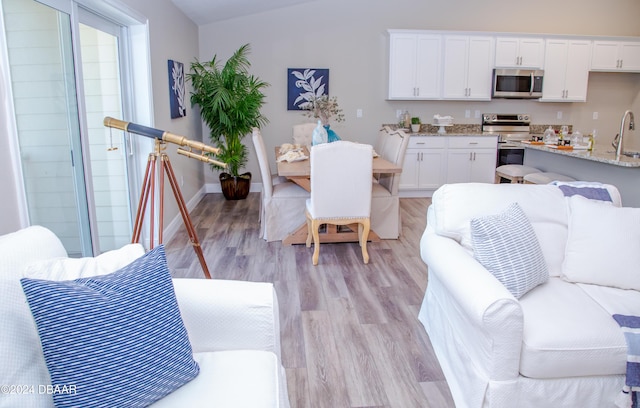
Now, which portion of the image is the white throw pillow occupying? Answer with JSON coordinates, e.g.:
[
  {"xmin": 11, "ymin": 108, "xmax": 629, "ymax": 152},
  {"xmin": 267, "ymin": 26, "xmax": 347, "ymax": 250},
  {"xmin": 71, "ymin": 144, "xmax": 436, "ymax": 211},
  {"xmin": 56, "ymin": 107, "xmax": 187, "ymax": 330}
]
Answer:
[
  {"xmin": 471, "ymin": 202, "xmax": 549, "ymax": 299},
  {"xmin": 562, "ymin": 195, "xmax": 640, "ymax": 290}
]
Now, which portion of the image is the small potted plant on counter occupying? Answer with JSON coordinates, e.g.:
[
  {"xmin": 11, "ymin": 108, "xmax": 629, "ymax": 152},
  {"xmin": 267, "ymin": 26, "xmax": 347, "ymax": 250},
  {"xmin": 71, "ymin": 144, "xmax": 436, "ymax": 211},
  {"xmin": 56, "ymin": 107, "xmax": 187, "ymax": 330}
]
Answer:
[{"xmin": 411, "ymin": 117, "xmax": 421, "ymax": 133}]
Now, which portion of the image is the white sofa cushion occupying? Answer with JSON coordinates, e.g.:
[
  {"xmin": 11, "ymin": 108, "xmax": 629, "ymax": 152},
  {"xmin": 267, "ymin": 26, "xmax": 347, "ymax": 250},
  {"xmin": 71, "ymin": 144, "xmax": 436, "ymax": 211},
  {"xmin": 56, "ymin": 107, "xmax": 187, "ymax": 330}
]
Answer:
[
  {"xmin": 431, "ymin": 183, "xmax": 569, "ymax": 277},
  {"xmin": 471, "ymin": 202, "xmax": 549, "ymax": 298},
  {"xmin": 150, "ymin": 350, "xmax": 282, "ymax": 408},
  {"xmin": 519, "ymin": 278, "xmax": 627, "ymax": 378},
  {"xmin": 562, "ymin": 195, "xmax": 640, "ymax": 290},
  {"xmin": 0, "ymin": 227, "xmax": 145, "ymax": 408}
]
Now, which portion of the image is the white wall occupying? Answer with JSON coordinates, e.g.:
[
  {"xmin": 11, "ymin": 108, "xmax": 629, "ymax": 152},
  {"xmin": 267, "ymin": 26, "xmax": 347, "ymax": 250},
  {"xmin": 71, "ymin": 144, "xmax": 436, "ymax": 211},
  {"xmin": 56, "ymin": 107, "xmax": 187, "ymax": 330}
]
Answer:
[{"xmin": 197, "ymin": 0, "xmax": 640, "ymax": 185}]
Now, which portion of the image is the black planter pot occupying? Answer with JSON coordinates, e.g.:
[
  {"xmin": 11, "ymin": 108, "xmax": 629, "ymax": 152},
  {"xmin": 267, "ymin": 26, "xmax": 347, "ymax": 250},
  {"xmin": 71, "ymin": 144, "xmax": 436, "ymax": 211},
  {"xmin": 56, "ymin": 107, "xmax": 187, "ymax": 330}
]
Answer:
[{"xmin": 219, "ymin": 172, "xmax": 251, "ymax": 200}]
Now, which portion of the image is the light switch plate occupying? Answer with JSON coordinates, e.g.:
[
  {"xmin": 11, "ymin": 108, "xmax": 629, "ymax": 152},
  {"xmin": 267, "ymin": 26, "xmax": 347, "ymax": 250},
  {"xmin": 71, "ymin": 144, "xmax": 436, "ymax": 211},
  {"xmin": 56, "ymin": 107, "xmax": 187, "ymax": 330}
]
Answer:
[
  {"xmin": 593, "ymin": 112, "xmax": 599, "ymax": 120},
  {"xmin": 557, "ymin": 111, "xmax": 563, "ymax": 119},
  {"xmin": 356, "ymin": 109, "xmax": 363, "ymax": 118},
  {"xmin": 465, "ymin": 110, "xmax": 471, "ymax": 118}
]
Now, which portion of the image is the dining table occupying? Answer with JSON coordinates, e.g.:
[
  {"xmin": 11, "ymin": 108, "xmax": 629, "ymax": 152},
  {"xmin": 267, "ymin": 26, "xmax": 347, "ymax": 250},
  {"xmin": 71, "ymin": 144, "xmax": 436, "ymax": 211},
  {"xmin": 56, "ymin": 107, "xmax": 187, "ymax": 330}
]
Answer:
[{"xmin": 275, "ymin": 145, "xmax": 403, "ymax": 245}]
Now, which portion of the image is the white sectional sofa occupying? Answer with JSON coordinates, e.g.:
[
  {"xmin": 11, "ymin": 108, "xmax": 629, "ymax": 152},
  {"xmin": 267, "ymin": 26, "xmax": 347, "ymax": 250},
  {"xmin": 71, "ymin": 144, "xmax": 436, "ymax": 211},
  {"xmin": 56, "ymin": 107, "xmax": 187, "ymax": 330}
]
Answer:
[
  {"xmin": 0, "ymin": 226, "xmax": 290, "ymax": 408},
  {"xmin": 418, "ymin": 182, "xmax": 640, "ymax": 408}
]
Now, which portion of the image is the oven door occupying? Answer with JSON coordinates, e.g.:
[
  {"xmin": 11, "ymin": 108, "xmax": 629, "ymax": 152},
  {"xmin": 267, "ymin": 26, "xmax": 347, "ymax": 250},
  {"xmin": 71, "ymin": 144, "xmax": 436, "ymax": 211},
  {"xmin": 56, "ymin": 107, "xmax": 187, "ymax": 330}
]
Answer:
[
  {"xmin": 492, "ymin": 69, "xmax": 543, "ymax": 99},
  {"xmin": 497, "ymin": 146, "xmax": 525, "ymax": 166}
]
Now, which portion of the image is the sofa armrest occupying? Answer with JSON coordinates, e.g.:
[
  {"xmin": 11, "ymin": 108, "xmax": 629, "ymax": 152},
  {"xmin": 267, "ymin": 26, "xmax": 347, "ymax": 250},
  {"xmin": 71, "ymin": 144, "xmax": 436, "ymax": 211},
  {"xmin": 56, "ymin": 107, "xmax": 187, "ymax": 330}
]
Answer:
[
  {"xmin": 172, "ymin": 279, "xmax": 281, "ymax": 359},
  {"xmin": 420, "ymin": 224, "xmax": 523, "ymax": 381}
]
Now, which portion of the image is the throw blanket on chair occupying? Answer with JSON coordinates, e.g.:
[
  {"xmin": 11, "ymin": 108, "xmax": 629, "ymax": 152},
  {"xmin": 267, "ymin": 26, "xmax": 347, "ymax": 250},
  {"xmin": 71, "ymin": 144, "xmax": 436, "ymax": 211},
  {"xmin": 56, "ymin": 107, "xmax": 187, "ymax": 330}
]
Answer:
[{"xmin": 613, "ymin": 314, "xmax": 640, "ymax": 408}]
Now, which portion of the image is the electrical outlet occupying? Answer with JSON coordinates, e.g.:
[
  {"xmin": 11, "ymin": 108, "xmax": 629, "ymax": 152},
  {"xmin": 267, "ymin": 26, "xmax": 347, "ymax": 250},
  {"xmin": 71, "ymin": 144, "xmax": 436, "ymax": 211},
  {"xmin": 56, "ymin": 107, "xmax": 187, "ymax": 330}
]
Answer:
[
  {"xmin": 396, "ymin": 109, "xmax": 402, "ymax": 118},
  {"xmin": 557, "ymin": 111, "xmax": 563, "ymax": 120},
  {"xmin": 356, "ymin": 109, "xmax": 363, "ymax": 118},
  {"xmin": 475, "ymin": 110, "xmax": 481, "ymax": 119},
  {"xmin": 593, "ymin": 112, "xmax": 599, "ymax": 120},
  {"xmin": 465, "ymin": 110, "xmax": 471, "ymax": 118}
]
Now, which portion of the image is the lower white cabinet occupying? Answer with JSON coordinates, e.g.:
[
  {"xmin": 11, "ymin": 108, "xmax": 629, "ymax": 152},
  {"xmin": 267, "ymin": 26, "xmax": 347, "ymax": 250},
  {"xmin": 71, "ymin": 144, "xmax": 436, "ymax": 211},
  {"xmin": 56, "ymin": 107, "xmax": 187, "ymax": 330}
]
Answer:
[
  {"xmin": 399, "ymin": 137, "xmax": 446, "ymax": 190},
  {"xmin": 446, "ymin": 137, "xmax": 498, "ymax": 184},
  {"xmin": 400, "ymin": 135, "xmax": 498, "ymax": 195}
]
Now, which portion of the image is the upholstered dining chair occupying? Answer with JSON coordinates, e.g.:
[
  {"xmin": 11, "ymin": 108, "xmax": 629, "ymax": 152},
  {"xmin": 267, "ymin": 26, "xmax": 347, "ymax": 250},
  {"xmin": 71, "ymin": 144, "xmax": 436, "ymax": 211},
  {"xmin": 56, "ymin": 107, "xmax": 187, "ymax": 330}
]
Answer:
[
  {"xmin": 305, "ymin": 141, "xmax": 373, "ymax": 265},
  {"xmin": 252, "ymin": 128, "xmax": 309, "ymax": 242},
  {"xmin": 292, "ymin": 123, "xmax": 316, "ymax": 146},
  {"xmin": 373, "ymin": 126, "xmax": 394, "ymax": 182},
  {"xmin": 371, "ymin": 128, "xmax": 410, "ymax": 239}
]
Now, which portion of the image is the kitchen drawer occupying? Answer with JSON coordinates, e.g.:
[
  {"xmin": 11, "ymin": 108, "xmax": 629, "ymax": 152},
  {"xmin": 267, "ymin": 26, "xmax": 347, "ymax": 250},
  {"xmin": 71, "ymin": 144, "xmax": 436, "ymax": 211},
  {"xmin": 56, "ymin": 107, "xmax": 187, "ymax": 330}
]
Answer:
[
  {"xmin": 408, "ymin": 136, "xmax": 447, "ymax": 149},
  {"xmin": 448, "ymin": 136, "xmax": 497, "ymax": 149}
]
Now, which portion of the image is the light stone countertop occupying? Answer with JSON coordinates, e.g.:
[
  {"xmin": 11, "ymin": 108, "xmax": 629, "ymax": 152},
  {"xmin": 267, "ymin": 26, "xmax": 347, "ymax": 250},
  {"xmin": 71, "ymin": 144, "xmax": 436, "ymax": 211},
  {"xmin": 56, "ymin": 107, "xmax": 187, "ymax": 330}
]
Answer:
[
  {"xmin": 385, "ymin": 124, "xmax": 497, "ymax": 137},
  {"xmin": 522, "ymin": 143, "xmax": 640, "ymax": 168}
]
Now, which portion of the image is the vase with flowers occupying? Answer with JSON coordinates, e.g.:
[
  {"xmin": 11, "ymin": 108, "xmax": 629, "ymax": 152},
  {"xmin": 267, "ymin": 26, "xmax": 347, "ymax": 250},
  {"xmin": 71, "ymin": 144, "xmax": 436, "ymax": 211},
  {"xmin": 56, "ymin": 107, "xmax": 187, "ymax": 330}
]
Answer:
[{"xmin": 300, "ymin": 95, "xmax": 345, "ymax": 142}]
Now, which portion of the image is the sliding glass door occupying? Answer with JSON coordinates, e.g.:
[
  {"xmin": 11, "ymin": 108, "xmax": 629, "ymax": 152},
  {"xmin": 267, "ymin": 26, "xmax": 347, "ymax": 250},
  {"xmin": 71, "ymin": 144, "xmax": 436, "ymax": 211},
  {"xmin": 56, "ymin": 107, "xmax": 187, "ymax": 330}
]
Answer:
[{"xmin": 2, "ymin": 0, "xmax": 136, "ymax": 256}]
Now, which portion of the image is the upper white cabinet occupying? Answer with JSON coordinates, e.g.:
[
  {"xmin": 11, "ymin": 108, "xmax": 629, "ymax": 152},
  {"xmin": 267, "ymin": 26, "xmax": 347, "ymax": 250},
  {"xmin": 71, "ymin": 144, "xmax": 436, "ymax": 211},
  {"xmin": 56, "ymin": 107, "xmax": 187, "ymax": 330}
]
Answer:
[
  {"xmin": 388, "ymin": 32, "xmax": 441, "ymax": 99},
  {"xmin": 591, "ymin": 41, "xmax": 640, "ymax": 72},
  {"xmin": 442, "ymin": 35, "xmax": 494, "ymax": 100},
  {"xmin": 541, "ymin": 39, "xmax": 592, "ymax": 102},
  {"xmin": 495, "ymin": 37, "xmax": 545, "ymax": 68}
]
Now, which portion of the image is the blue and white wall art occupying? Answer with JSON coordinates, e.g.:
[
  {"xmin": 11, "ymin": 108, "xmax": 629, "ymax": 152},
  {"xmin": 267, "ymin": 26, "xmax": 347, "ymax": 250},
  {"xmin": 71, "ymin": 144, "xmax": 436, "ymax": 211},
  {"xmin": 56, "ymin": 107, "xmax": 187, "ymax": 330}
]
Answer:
[{"xmin": 287, "ymin": 68, "xmax": 329, "ymax": 111}]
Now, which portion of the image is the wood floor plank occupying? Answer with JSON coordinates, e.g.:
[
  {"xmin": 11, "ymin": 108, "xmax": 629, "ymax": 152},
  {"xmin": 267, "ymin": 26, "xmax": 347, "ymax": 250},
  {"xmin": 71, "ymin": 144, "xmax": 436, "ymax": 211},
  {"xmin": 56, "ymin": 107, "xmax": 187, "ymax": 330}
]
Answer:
[
  {"xmin": 301, "ymin": 310, "xmax": 351, "ymax": 408},
  {"xmin": 165, "ymin": 193, "xmax": 456, "ymax": 408}
]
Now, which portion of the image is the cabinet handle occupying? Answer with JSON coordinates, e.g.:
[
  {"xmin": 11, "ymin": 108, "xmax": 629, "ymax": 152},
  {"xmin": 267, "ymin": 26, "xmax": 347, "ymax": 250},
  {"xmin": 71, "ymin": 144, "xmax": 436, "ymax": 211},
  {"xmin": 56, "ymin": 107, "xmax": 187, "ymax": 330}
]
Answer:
[
  {"xmin": 416, "ymin": 87, "xmax": 420, "ymax": 96},
  {"xmin": 420, "ymin": 152, "xmax": 423, "ymax": 161},
  {"xmin": 416, "ymin": 142, "xmax": 425, "ymax": 145},
  {"xmin": 620, "ymin": 59, "xmax": 623, "ymax": 69},
  {"xmin": 473, "ymin": 152, "xmax": 476, "ymax": 161},
  {"xmin": 469, "ymin": 142, "xmax": 478, "ymax": 145}
]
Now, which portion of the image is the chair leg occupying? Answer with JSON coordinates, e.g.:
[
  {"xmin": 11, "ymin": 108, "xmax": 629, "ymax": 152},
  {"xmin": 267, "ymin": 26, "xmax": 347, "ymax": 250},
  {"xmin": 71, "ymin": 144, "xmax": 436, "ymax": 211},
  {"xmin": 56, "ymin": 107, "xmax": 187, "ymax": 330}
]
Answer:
[
  {"xmin": 360, "ymin": 219, "xmax": 370, "ymax": 264},
  {"xmin": 305, "ymin": 215, "xmax": 312, "ymax": 248},
  {"xmin": 312, "ymin": 220, "xmax": 321, "ymax": 266}
]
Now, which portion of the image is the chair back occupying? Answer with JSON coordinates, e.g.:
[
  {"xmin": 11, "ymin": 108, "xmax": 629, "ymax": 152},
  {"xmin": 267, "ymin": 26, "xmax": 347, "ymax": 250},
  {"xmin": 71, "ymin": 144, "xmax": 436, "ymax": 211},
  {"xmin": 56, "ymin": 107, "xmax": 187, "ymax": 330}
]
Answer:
[
  {"xmin": 374, "ymin": 126, "xmax": 393, "ymax": 156},
  {"xmin": 251, "ymin": 128, "xmax": 273, "ymax": 199},
  {"xmin": 378, "ymin": 128, "xmax": 410, "ymax": 194},
  {"xmin": 309, "ymin": 141, "xmax": 373, "ymax": 219},
  {"xmin": 292, "ymin": 123, "xmax": 317, "ymax": 146}
]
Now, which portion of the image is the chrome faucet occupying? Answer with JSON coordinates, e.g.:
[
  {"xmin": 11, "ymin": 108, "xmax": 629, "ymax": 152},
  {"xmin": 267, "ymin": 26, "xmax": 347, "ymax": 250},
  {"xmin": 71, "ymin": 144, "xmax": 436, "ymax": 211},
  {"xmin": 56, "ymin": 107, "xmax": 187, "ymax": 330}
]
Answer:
[{"xmin": 614, "ymin": 110, "xmax": 635, "ymax": 159}]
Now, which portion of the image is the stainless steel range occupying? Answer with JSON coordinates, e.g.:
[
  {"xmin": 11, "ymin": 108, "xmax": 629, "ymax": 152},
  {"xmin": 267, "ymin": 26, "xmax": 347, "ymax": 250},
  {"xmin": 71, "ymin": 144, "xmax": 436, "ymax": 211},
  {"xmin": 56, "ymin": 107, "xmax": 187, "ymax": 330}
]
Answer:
[{"xmin": 482, "ymin": 113, "xmax": 531, "ymax": 167}]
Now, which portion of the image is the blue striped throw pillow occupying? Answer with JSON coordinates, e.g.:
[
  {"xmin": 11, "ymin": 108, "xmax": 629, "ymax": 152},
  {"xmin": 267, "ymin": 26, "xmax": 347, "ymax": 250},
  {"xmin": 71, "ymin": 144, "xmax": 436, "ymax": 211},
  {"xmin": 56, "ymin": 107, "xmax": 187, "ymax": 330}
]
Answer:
[
  {"xmin": 20, "ymin": 245, "xmax": 199, "ymax": 408},
  {"xmin": 471, "ymin": 202, "xmax": 549, "ymax": 299}
]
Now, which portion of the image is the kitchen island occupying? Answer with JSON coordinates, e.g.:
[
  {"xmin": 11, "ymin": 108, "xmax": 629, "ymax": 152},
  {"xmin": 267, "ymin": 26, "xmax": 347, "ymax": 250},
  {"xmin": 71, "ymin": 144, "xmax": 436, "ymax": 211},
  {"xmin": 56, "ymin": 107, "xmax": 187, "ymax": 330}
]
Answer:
[{"xmin": 522, "ymin": 143, "xmax": 640, "ymax": 206}]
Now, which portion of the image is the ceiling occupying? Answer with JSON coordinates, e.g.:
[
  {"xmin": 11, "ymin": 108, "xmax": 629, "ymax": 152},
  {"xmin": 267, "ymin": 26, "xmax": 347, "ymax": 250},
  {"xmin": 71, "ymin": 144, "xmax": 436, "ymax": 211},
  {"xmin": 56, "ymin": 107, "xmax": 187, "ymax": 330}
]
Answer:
[{"xmin": 171, "ymin": 0, "xmax": 316, "ymax": 25}]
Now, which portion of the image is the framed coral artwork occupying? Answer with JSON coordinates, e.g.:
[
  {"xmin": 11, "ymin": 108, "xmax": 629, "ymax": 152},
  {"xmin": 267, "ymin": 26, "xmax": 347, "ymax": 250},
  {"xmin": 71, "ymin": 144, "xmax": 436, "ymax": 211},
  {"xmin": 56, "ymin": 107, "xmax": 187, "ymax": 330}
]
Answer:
[
  {"xmin": 168, "ymin": 59, "xmax": 186, "ymax": 118},
  {"xmin": 287, "ymin": 68, "xmax": 329, "ymax": 111}
]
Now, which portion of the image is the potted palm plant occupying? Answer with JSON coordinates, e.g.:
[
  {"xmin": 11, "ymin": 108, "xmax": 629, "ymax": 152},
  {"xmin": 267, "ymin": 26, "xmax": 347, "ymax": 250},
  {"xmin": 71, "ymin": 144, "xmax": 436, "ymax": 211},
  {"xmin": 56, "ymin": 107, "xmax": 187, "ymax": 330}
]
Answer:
[{"xmin": 188, "ymin": 44, "xmax": 269, "ymax": 200}]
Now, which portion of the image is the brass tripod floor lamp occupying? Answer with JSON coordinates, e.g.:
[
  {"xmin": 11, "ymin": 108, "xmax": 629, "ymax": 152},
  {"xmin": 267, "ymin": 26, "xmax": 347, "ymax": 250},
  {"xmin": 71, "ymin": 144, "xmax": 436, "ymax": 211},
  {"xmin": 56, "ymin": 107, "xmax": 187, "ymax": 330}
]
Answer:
[{"xmin": 104, "ymin": 117, "xmax": 226, "ymax": 279}]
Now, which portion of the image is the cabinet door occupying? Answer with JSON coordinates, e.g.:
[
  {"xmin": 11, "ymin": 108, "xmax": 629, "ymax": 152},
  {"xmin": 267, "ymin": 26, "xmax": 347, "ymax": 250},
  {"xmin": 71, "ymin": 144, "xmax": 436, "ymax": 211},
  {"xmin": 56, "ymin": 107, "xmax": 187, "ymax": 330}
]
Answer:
[
  {"xmin": 518, "ymin": 38, "xmax": 545, "ymax": 68},
  {"xmin": 445, "ymin": 150, "xmax": 473, "ymax": 184},
  {"xmin": 389, "ymin": 34, "xmax": 418, "ymax": 99},
  {"xmin": 495, "ymin": 37, "xmax": 520, "ymax": 67},
  {"xmin": 620, "ymin": 42, "xmax": 640, "ymax": 71},
  {"xmin": 466, "ymin": 37, "xmax": 493, "ymax": 100},
  {"xmin": 541, "ymin": 39, "xmax": 569, "ymax": 101},
  {"xmin": 418, "ymin": 149, "xmax": 446, "ymax": 189},
  {"xmin": 442, "ymin": 36, "xmax": 469, "ymax": 99},
  {"xmin": 415, "ymin": 35, "xmax": 441, "ymax": 98},
  {"xmin": 563, "ymin": 40, "xmax": 591, "ymax": 101},
  {"xmin": 399, "ymin": 150, "xmax": 420, "ymax": 189},
  {"xmin": 591, "ymin": 41, "xmax": 620, "ymax": 70},
  {"xmin": 469, "ymin": 150, "xmax": 498, "ymax": 183}
]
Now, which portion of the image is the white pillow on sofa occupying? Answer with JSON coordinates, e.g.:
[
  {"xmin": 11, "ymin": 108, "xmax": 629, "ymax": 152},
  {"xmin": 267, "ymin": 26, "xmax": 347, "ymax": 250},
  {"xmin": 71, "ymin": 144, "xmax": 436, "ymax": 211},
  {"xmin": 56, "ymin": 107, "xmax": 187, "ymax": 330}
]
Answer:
[
  {"xmin": 471, "ymin": 202, "xmax": 549, "ymax": 299},
  {"xmin": 562, "ymin": 195, "xmax": 640, "ymax": 290}
]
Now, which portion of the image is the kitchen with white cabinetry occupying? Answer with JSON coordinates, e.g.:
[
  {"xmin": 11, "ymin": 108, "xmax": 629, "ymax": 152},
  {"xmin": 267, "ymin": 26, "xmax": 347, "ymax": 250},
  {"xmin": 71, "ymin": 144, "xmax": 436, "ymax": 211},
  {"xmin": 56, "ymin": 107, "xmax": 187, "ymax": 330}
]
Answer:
[{"xmin": 494, "ymin": 36, "xmax": 545, "ymax": 68}]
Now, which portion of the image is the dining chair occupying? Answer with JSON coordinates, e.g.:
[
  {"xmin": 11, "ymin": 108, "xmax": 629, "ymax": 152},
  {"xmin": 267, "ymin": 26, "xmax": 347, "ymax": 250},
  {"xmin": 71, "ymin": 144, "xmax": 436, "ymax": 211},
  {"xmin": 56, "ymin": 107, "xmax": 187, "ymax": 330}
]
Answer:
[
  {"xmin": 373, "ymin": 126, "xmax": 394, "ymax": 182},
  {"xmin": 305, "ymin": 141, "xmax": 373, "ymax": 265},
  {"xmin": 371, "ymin": 128, "xmax": 410, "ymax": 239},
  {"xmin": 292, "ymin": 123, "xmax": 317, "ymax": 146},
  {"xmin": 252, "ymin": 128, "xmax": 310, "ymax": 242}
]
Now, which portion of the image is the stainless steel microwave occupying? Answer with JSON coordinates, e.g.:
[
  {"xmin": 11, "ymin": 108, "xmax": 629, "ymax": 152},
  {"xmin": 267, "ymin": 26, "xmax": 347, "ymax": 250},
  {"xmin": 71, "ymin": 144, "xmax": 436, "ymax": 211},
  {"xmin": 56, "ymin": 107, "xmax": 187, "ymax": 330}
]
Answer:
[{"xmin": 492, "ymin": 69, "xmax": 544, "ymax": 99}]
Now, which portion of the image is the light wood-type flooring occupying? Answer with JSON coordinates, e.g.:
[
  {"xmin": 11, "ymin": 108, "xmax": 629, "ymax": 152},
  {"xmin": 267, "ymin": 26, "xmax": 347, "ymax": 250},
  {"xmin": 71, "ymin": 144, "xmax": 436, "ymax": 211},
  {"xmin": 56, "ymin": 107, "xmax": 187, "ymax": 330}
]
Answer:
[{"xmin": 165, "ymin": 193, "xmax": 455, "ymax": 408}]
